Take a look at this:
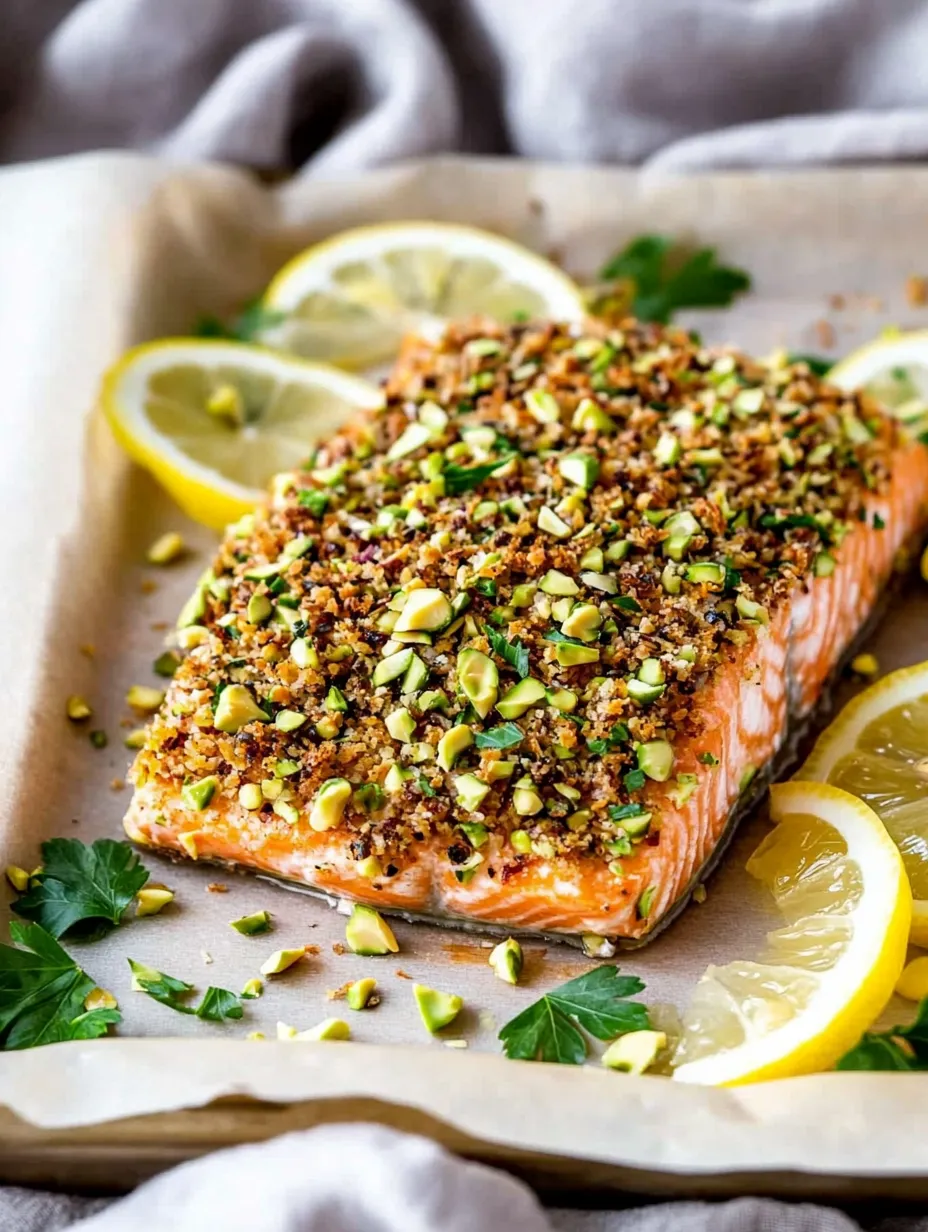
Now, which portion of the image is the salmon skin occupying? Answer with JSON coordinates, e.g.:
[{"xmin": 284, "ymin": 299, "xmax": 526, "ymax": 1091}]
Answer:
[{"xmin": 125, "ymin": 319, "xmax": 928, "ymax": 947}]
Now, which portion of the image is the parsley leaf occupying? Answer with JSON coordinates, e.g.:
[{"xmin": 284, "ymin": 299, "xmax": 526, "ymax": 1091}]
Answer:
[
  {"xmin": 587, "ymin": 724, "xmax": 629, "ymax": 756},
  {"xmin": 195, "ymin": 298, "xmax": 286, "ymax": 343},
  {"xmin": 486, "ymin": 626, "xmax": 530, "ymax": 678},
  {"xmin": 417, "ymin": 774, "xmax": 437, "ymax": 798},
  {"xmin": 698, "ymin": 752, "xmax": 719, "ymax": 766},
  {"xmin": 873, "ymin": 513, "xmax": 886, "ymax": 530},
  {"xmin": 474, "ymin": 723, "xmax": 523, "ymax": 750},
  {"xmin": 544, "ymin": 628, "xmax": 584, "ymax": 646},
  {"xmin": 443, "ymin": 455, "xmax": 516, "ymax": 495},
  {"xmin": 12, "ymin": 839, "xmax": 149, "ymax": 940},
  {"xmin": 837, "ymin": 999, "xmax": 928, "ymax": 1071},
  {"xmin": 624, "ymin": 768, "xmax": 646, "ymax": 792},
  {"xmin": 297, "ymin": 489, "xmax": 330, "ymax": 517},
  {"xmin": 611, "ymin": 595, "xmax": 642, "ymax": 613},
  {"xmin": 599, "ymin": 236, "xmax": 750, "ymax": 324},
  {"xmin": 0, "ymin": 922, "xmax": 121, "ymax": 1050},
  {"xmin": 499, "ymin": 965, "xmax": 649, "ymax": 1063},
  {"xmin": 128, "ymin": 961, "xmax": 243, "ymax": 1022},
  {"xmin": 608, "ymin": 802, "xmax": 648, "ymax": 821}
]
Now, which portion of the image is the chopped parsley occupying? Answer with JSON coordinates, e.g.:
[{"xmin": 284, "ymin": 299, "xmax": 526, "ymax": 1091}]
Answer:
[
  {"xmin": 587, "ymin": 724, "xmax": 629, "ymax": 756},
  {"xmin": 608, "ymin": 802, "xmax": 648, "ymax": 822},
  {"xmin": 612, "ymin": 595, "xmax": 642, "ymax": 613},
  {"xmin": 194, "ymin": 298, "xmax": 286, "ymax": 343},
  {"xmin": 12, "ymin": 839, "xmax": 149, "ymax": 940},
  {"xmin": 128, "ymin": 961, "xmax": 243, "ymax": 1022},
  {"xmin": 698, "ymin": 752, "xmax": 719, "ymax": 766},
  {"xmin": 498, "ymin": 965, "xmax": 649, "ymax": 1063},
  {"xmin": 0, "ymin": 922, "xmax": 120, "ymax": 1050},
  {"xmin": 786, "ymin": 353, "xmax": 833, "ymax": 378},
  {"xmin": 474, "ymin": 577, "xmax": 497, "ymax": 598},
  {"xmin": 443, "ymin": 455, "xmax": 516, "ymax": 495},
  {"xmin": 486, "ymin": 626, "xmax": 530, "ymax": 678},
  {"xmin": 417, "ymin": 774, "xmax": 437, "ymax": 798},
  {"xmin": 873, "ymin": 512, "xmax": 886, "ymax": 530},
  {"xmin": 474, "ymin": 723, "xmax": 523, "ymax": 750},
  {"xmin": 297, "ymin": 489, "xmax": 330, "ymax": 517},
  {"xmin": 624, "ymin": 768, "xmax": 647, "ymax": 792},
  {"xmin": 838, "ymin": 999, "xmax": 928, "ymax": 1071},
  {"xmin": 599, "ymin": 235, "xmax": 750, "ymax": 324}
]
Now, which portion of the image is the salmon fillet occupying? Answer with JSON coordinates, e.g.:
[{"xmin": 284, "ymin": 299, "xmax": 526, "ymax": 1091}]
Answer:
[{"xmin": 124, "ymin": 319, "xmax": 928, "ymax": 946}]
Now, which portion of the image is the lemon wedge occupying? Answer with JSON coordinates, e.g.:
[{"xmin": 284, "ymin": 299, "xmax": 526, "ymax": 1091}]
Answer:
[
  {"xmin": 801, "ymin": 660, "xmax": 928, "ymax": 945},
  {"xmin": 261, "ymin": 222, "xmax": 587, "ymax": 371},
  {"xmin": 672, "ymin": 781, "xmax": 910, "ymax": 1085},
  {"xmin": 829, "ymin": 330, "xmax": 928, "ymax": 437},
  {"xmin": 100, "ymin": 339, "xmax": 381, "ymax": 529}
]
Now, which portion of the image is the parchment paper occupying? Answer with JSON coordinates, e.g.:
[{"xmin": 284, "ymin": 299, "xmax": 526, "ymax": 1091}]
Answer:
[{"xmin": 3, "ymin": 153, "xmax": 928, "ymax": 1189}]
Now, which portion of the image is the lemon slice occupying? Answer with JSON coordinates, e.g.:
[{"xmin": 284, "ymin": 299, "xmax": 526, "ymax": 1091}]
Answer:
[
  {"xmin": 829, "ymin": 331, "xmax": 928, "ymax": 435},
  {"xmin": 261, "ymin": 222, "xmax": 587, "ymax": 370},
  {"xmin": 100, "ymin": 339, "xmax": 382, "ymax": 529},
  {"xmin": 801, "ymin": 660, "xmax": 928, "ymax": 946},
  {"xmin": 672, "ymin": 781, "xmax": 910, "ymax": 1085}
]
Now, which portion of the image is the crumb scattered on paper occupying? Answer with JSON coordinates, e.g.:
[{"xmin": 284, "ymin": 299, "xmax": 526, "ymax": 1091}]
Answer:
[
  {"xmin": 395, "ymin": 969, "xmax": 413, "ymax": 980},
  {"xmin": 206, "ymin": 883, "xmax": 228, "ymax": 893},
  {"xmin": 109, "ymin": 778, "xmax": 125, "ymax": 792},
  {"xmin": 814, "ymin": 319, "xmax": 836, "ymax": 348},
  {"xmin": 907, "ymin": 275, "xmax": 928, "ymax": 306}
]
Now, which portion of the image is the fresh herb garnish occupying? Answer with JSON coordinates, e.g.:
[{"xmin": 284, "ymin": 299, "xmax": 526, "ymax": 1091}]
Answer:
[
  {"xmin": 498, "ymin": 965, "xmax": 649, "ymax": 1064},
  {"xmin": 624, "ymin": 769, "xmax": 647, "ymax": 792},
  {"xmin": 837, "ymin": 999, "xmax": 928, "ymax": 1071},
  {"xmin": 194, "ymin": 298, "xmax": 286, "ymax": 343},
  {"xmin": 698, "ymin": 752, "xmax": 719, "ymax": 766},
  {"xmin": 598, "ymin": 236, "xmax": 750, "ymax": 324},
  {"xmin": 12, "ymin": 839, "xmax": 149, "ymax": 940},
  {"xmin": 474, "ymin": 578, "xmax": 497, "ymax": 598},
  {"xmin": 474, "ymin": 723, "xmax": 523, "ymax": 750},
  {"xmin": 0, "ymin": 922, "xmax": 121, "ymax": 1050},
  {"xmin": 608, "ymin": 802, "xmax": 648, "ymax": 822},
  {"xmin": 297, "ymin": 489, "xmax": 330, "ymax": 517},
  {"xmin": 722, "ymin": 559, "xmax": 741, "ymax": 593},
  {"xmin": 417, "ymin": 774, "xmax": 437, "ymax": 798},
  {"xmin": 873, "ymin": 513, "xmax": 886, "ymax": 530},
  {"xmin": 786, "ymin": 353, "xmax": 833, "ymax": 377},
  {"xmin": 587, "ymin": 724, "xmax": 629, "ymax": 756},
  {"xmin": 354, "ymin": 783, "xmax": 386, "ymax": 813},
  {"xmin": 612, "ymin": 595, "xmax": 642, "ymax": 613},
  {"xmin": 486, "ymin": 626, "xmax": 530, "ymax": 678},
  {"xmin": 544, "ymin": 628, "xmax": 585, "ymax": 646},
  {"xmin": 443, "ymin": 455, "xmax": 516, "ymax": 495},
  {"xmin": 128, "ymin": 961, "xmax": 243, "ymax": 1021}
]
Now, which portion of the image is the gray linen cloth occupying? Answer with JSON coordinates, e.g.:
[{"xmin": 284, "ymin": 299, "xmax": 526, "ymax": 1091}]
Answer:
[{"xmin": 3, "ymin": 1, "xmax": 928, "ymax": 1229}]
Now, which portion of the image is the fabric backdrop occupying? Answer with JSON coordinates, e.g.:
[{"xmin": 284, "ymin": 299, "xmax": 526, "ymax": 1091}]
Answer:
[
  {"xmin": 4, "ymin": 0, "xmax": 928, "ymax": 174},
  {"xmin": 3, "ymin": 1, "xmax": 928, "ymax": 1229}
]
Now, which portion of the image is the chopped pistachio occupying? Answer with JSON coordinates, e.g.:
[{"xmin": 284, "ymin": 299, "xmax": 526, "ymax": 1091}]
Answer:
[
  {"xmin": 136, "ymin": 887, "xmax": 174, "ymax": 916},
  {"xmin": 512, "ymin": 775, "xmax": 544, "ymax": 816},
  {"xmin": 654, "ymin": 431, "xmax": 681, "ymax": 466},
  {"xmin": 345, "ymin": 904, "xmax": 399, "ymax": 955},
  {"xmin": 488, "ymin": 937, "xmax": 523, "ymax": 985},
  {"xmin": 146, "ymin": 531, "xmax": 185, "ymax": 565},
  {"xmin": 325, "ymin": 686, "xmax": 348, "ymax": 712},
  {"xmin": 637, "ymin": 740, "xmax": 674, "ymax": 782},
  {"xmin": 346, "ymin": 977, "xmax": 378, "ymax": 1010},
  {"xmin": 241, "ymin": 978, "xmax": 264, "ymax": 999},
  {"xmin": 735, "ymin": 594, "xmax": 769, "ymax": 625},
  {"xmin": 511, "ymin": 583, "xmax": 537, "ymax": 607},
  {"xmin": 525, "ymin": 389, "xmax": 560, "ymax": 424},
  {"xmin": 177, "ymin": 624, "xmax": 209, "ymax": 650},
  {"xmin": 580, "ymin": 571, "xmax": 617, "ymax": 593},
  {"xmin": 309, "ymin": 778, "xmax": 351, "ymax": 831},
  {"xmin": 387, "ymin": 421, "xmax": 433, "ymax": 460},
  {"xmin": 437, "ymin": 723, "xmax": 473, "ymax": 771},
  {"xmin": 558, "ymin": 452, "xmax": 600, "ymax": 489},
  {"xmin": 562, "ymin": 603, "xmax": 602, "ymax": 642},
  {"xmin": 637, "ymin": 885, "xmax": 657, "ymax": 919},
  {"xmin": 181, "ymin": 775, "xmax": 219, "ymax": 811},
  {"xmin": 457, "ymin": 648, "xmax": 498, "ymax": 719},
  {"xmin": 357, "ymin": 855, "xmax": 383, "ymax": 879},
  {"xmin": 497, "ymin": 677, "xmax": 546, "ymax": 719},
  {"xmin": 551, "ymin": 596, "xmax": 573, "ymax": 623},
  {"xmin": 546, "ymin": 687, "xmax": 578, "ymax": 712},
  {"xmin": 555, "ymin": 642, "xmax": 599, "ymax": 666},
  {"xmin": 851, "ymin": 652, "xmax": 879, "ymax": 678},
  {"xmin": 239, "ymin": 783, "xmax": 264, "ymax": 811},
  {"xmin": 372, "ymin": 647, "xmax": 413, "ymax": 687},
  {"xmin": 66, "ymin": 693, "xmax": 93, "ymax": 723},
  {"xmin": 84, "ymin": 987, "xmax": 118, "ymax": 1012},
  {"xmin": 299, "ymin": 1017, "xmax": 351, "ymax": 1041},
  {"xmin": 538, "ymin": 506, "xmax": 572, "ymax": 537},
  {"xmin": 385, "ymin": 707, "xmax": 416, "ymax": 742},
  {"xmin": 230, "ymin": 910, "xmax": 272, "ymax": 935},
  {"xmin": 602, "ymin": 1029, "xmax": 667, "ymax": 1073},
  {"xmin": 454, "ymin": 773, "xmax": 490, "ymax": 811},
  {"xmin": 126, "ymin": 684, "xmax": 165, "ymax": 712},
  {"xmin": 5, "ymin": 865, "xmax": 30, "ymax": 893},
  {"xmin": 259, "ymin": 947, "xmax": 306, "ymax": 976},
  {"xmin": 176, "ymin": 575, "xmax": 209, "ymax": 628},
  {"xmin": 291, "ymin": 637, "xmax": 320, "ymax": 669},
  {"xmin": 214, "ymin": 684, "xmax": 268, "ymax": 732},
  {"xmin": 275, "ymin": 709, "xmax": 306, "ymax": 732},
  {"xmin": 89, "ymin": 728, "xmax": 108, "ymax": 749},
  {"xmin": 246, "ymin": 593, "xmax": 272, "ymax": 625},
  {"xmin": 394, "ymin": 587, "xmax": 452, "ymax": 632},
  {"xmin": 540, "ymin": 568, "xmax": 579, "ymax": 596},
  {"xmin": 486, "ymin": 759, "xmax": 516, "ymax": 781},
  {"xmin": 815, "ymin": 552, "xmax": 836, "ymax": 578},
  {"xmin": 384, "ymin": 765, "xmax": 413, "ymax": 793},
  {"xmin": 178, "ymin": 832, "xmax": 199, "ymax": 860},
  {"xmin": 417, "ymin": 689, "xmax": 449, "ymax": 712},
  {"xmin": 276, "ymin": 1022, "xmax": 299, "ymax": 1039},
  {"xmin": 510, "ymin": 829, "xmax": 532, "ymax": 854},
  {"xmin": 572, "ymin": 397, "xmax": 616, "ymax": 433},
  {"xmin": 414, "ymin": 984, "xmax": 463, "ymax": 1033},
  {"xmin": 579, "ymin": 547, "xmax": 604, "ymax": 572}
]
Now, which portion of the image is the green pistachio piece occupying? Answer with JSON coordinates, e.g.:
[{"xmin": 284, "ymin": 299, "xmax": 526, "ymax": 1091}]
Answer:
[
  {"xmin": 372, "ymin": 647, "xmax": 414, "ymax": 687},
  {"xmin": 572, "ymin": 398, "xmax": 616, "ymax": 433},
  {"xmin": 230, "ymin": 910, "xmax": 272, "ymax": 936},
  {"xmin": 214, "ymin": 684, "xmax": 269, "ymax": 732},
  {"xmin": 558, "ymin": 452, "xmax": 600, "ymax": 489},
  {"xmin": 309, "ymin": 777, "xmax": 352, "ymax": 831},
  {"xmin": 394, "ymin": 588, "xmax": 452, "ymax": 633},
  {"xmin": 580, "ymin": 570, "xmax": 617, "ymax": 593},
  {"xmin": 538, "ymin": 506, "xmax": 572, "ymax": 537},
  {"xmin": 275, "ymin": 710, "xmax": 306, "ymax": 732},
  {"xmin": 684, "ymin": 562, "xmax": 725, "ymax": 586},
  {"xmin": 297, "ymin": 1017, "xmax": 351, "ymax": 1041},
  {"xmin": 454, "ymin": 773, "xmax": 490, "ymax": 812},
  {"xmin": 345, "ymin": 904, "xmax": 399, "ymax": 956},
  {"xmin": 540, "ymin": 568, "xmax": 579, "ymax": 596},
  {"xmin": 512, "ymin": 775, "xmax": 544, "ymax": 816},
  {"xmin": 259, "ymin": 947, "xmax": 305, "ymax": 976},
  {"xmin": 511, "ymin": 582, "xmax": 537, "ymax": 607},
  {"xmin": 385, "ymin": 707, "xmax": 416, "ymax": 742},
  {"xmin": 239, "ymin": 783, "xmax": 263, "ymax": 811},
  {"xmin": 602, "ymin": 1029, "xmax": 667, "ymax": 1073},
  {"xmin": 127, "ymin": 684, "xmax": 165, "ymax": 712},
  {"xmin": 384, "ymin": 765, "xmax": 413, "ymax": 793},
  {"xmin": 457, "ymin": 649, "xmax": 498, "ymax": 719},
  {"xmin": 459, "ymin": 821, "xmax": 489, "ymax": 848},
  {"xmin": 325, "ymin": 686, "xmax": 348, "ymax": 712},
  {"xmin": 485, "ymin": 760, "xmax": 516, "ymax": 781},
  {"xmin": 417, "ymin": 689, "xmax": 449, "ymax": 712},
  {"xmin": 489, "ymin": 937, "xmax": 523, "ymax": 985},
  {"xmin": 735, "ymin": 594, "xmax": 770, "ymax": 624},
  {"xmin": 579, "ymin": 547, "xmax": 605, "ymax": 572},
  {"xmin": 181, "ymin": 775, "xmax": 218, "ymax": 811},
  {"xmin": 346, "ymin": 977, "xmax": 378, "ymax": 1010},
  {"xmin": 414, "ymin": 984, "xmax": 463, "ymax": 1033},
  {"xmin": 654, "ymin": 431, "xmax": 681, "ymax": 466},
  {"xmin": 525, "ymin": 389, "xmax": 560, "ymax": 424},
  {"xmin": 546, "ymin": 687, "xmax": 578, "ymax": 712},
  {"xmin": 247, "ymin": 593, "xmax": 272, "ymax": 624},
  {"xmin": 496, "ymin": 677, "xmax": 546, "ymax": 719},
  {"xmin": 291, "ymin": 637, "xmax": 320, "ymax": 669},
  {"xmin": 554, "ymin": 643, "xmax": 600, "ymax": 666},
  {"xmin": 388, "ymin": 421, "xmax": 433, "ymax": 460},
  {"xmin": 637, "ymin": 740, "xmax": 674, "ymax": 782},
  {"xmin": 562, "ymin": 603, "xmax": 602, "ymax": 642},
  {"xmin": 510, "ymin": 829, "xmax": 532, "ymax": 854},
  {"xmin": 438, "ymin": 723, "xmax": 473, "ymax": 771}
]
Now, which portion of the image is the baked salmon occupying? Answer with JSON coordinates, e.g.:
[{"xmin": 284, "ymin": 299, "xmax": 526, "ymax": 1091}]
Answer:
[{"xmin": 124, "ymin": 319, "xmax": 928, "ymax": 946}]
